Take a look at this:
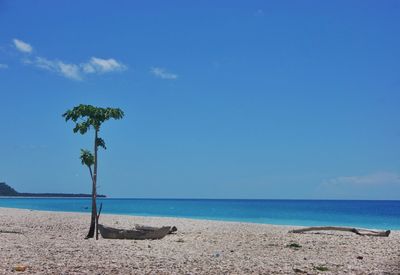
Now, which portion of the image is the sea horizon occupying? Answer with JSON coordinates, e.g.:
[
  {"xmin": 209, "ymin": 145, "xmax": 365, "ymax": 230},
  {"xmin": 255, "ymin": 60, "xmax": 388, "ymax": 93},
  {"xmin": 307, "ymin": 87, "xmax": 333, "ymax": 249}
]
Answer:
[{"xmin": 2, "ymin": 196, "xmax": 399, "ymax": 201}]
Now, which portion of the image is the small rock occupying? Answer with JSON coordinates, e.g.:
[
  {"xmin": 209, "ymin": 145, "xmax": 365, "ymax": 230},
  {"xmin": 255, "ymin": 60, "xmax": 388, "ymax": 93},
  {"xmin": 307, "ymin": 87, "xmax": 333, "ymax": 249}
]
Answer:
[
  {"xmin": 357, "ymin": 256, "xmax": 363, "ymax": 260},
  {"xmin": 14, "ymin": 265, "xmax": 27, "ymax": 272}
]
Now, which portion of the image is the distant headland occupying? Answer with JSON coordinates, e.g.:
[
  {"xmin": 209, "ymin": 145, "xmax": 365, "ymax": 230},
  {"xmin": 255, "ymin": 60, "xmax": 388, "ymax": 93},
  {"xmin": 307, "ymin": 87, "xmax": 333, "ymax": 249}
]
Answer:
[{"xmin": 0, "ymin": 182, "xmax": 106, "ymax": 198}]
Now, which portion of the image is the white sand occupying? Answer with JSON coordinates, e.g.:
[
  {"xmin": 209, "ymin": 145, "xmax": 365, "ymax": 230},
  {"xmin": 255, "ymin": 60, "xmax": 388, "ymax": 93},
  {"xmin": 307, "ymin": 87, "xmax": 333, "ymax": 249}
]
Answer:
[{"xmin": 0, "ymin": 207, "xmax": 399, "ymax": 274}]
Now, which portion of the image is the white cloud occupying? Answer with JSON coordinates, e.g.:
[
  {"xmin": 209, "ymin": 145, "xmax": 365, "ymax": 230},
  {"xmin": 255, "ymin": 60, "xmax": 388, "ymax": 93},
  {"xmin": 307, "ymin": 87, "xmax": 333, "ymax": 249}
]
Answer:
[
  {"xmin": 32, "ymin": 56, "xmax": 126, "ymax": 80},
  {"xmin": 12, "ymin": 39, "xmax": 127, "ymax": 81},
  {"xmin": 34, "ymin": 57, "xmax": 82, "ymax": 80},
  {"xmin": 0, "ymin": 64, "xmax": 8, "ymax": 69},
  {"xmin": 82, "ymin": 57, "xmax": 127, "ymax": 74},
  {"xmin": 25, "ymin": 56, "xmax": 126, "ymax": 81},
  {"xmin": 13, "ymin": 38, "xmax": 33, "ymax": 53},
  {"xmin": 254, "ymin": 9, "xmax": 265, "ymax": 17},
  {"xmin": 322, "ymin": 172, "xmax": 400, "ymax": 187},
  {"xmin": 150, "ymin": 67, "xmax": 178, "ymax": 80},
  {"xmin": 59, "ymin": 62, "xmax": 81, "ymax": 80}
]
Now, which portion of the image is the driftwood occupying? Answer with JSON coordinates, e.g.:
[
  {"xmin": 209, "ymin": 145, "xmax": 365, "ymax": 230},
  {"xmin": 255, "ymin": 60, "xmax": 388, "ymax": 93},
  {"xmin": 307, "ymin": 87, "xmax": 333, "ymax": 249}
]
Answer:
[
  {"xmin": 0, "ymin": 230, "xmax": 23, "ymax": 234},
  {"xmin": 98, "ymin": 224, "xmax": 173, "ymax": 240},
  {"xmin": 94, "ymin": 204, "xmax": 177, "ymax": 240},
  {"xmin": 134, "ymin": 224, "xmax": 177, "ymax": 234},
  {"xmin": 289, "ymin": 226, "xmax": 390, "ymax": 237}
]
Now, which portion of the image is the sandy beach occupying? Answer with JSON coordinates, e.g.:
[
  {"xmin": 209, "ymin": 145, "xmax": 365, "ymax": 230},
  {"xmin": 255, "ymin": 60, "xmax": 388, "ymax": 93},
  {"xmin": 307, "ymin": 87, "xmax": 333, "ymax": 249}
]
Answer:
[{"xmin": 0, "ymin": 208, "xmax": 399, "ymax": 274}]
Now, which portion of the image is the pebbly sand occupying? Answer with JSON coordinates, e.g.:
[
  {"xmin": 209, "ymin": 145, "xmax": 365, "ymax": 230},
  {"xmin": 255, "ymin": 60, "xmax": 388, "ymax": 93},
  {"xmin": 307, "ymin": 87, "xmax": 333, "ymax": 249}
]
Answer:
[{"xmin": 0, "ymin": 208, "xmax": 399, "ymax": 274}]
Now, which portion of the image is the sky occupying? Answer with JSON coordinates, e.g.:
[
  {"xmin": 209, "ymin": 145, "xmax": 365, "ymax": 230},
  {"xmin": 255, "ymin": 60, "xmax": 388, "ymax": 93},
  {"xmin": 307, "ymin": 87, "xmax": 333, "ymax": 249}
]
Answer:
[{"xmin": 0, "ymin": 0, "xmax": 399, "ymax": 199}]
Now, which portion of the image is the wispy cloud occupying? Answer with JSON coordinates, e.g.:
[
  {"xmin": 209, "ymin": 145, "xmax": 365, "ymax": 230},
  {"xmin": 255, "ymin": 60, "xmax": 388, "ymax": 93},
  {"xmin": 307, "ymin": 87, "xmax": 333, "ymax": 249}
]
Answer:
[
  {"xmin": 150, "ymin": 67, "xmax": 178, "ymax": 80},
  {"xmin": 12, "ymin": 39, "xmax": 127, "ymax": 81},
  {"xmin": 13, "ymin": 38, "xmax": 33, "ymax": 53},
  {"xmin": 322, "ymin": 172, "xmax": 400, "ymax": 187},
  {"xmin": 33, "ymin": 57, "xmax": 82, "ymax": 80},
  {"xmin": 0, "ymin": 63, "xmax": 8, "ymax": 69},
  {"xmin": 82, "ymin": 57, "xmax": 127, "ymax": 74},
  {"xmin": 315, "ymin": 171, "xmax": 400, "ymax": 199},
  {"xmin": 30, "ymin": 56, "xmax": 126, "ymax": 80},
  {"xmin": 254, "ymin": 9, "xmax": 265, "ymax": 17}
]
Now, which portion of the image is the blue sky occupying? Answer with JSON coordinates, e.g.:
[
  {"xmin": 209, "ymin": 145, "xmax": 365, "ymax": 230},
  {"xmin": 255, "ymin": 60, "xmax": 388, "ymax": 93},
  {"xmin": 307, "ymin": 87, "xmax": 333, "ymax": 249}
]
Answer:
[{"xmin": 0, "ymin": 0, "xmax": 399, "ymax": 199}]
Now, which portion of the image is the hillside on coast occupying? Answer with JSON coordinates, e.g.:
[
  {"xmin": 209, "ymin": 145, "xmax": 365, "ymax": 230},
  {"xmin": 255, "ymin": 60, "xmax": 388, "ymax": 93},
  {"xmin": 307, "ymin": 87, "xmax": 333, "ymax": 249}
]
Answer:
[{"xmin": 0, "ymin": 182, "xmax": 106, "ymax": 198}]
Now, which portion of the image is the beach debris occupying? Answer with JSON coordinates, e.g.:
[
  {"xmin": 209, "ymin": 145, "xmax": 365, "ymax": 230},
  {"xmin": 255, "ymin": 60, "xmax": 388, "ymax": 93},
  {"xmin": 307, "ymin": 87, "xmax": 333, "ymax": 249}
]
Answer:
[
  {"xmin": 356, "ymin": 256, "xmax": 363, "ymax": 260},
  {"xmin": 212, "ymin": 252, "xmax": 221, "ymax": 257},
  {"xmin": 169, "ymin": 226, "xmax": 178, "ymax": 234},
  {"xmin": 98, "ymin": 224, "xmax": 175, "ymax": 240},
  {"xmin": 289, "ymin": 226, "xmax": 391, "ymax": 237},
  {"xmin": 293, "ymin": 268, "xmax": 307, "ymax": 273},
  {"xmin": 287, "ymin": 243, "xmax": 302, "ymax": 249},
  {"xmin": 14, "ymin": 265, "xmax": 27, "ymax": 272},
  {"xmin": 0, "ymin": 230, "xmax": 23, "ymax": 234},
  {"xmin": 176, "ymin": 238, "xmax": 185, "ymax": 243},
  {"xmin": 314, "ymin": 266, "xmax": 329, "ymax": 272}
]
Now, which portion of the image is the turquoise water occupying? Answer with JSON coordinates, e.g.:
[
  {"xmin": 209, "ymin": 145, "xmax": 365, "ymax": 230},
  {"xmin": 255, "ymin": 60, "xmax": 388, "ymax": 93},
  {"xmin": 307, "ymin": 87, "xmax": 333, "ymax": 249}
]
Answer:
[{"xmin": 0, "ymin": 198, "xmax": 399, "ymax": 229}]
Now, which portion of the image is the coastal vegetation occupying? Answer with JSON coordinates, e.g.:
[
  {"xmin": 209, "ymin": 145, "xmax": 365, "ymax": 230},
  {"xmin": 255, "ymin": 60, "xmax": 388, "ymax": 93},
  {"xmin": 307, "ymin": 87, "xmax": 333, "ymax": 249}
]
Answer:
[
  {"xmin": 63, "ymin": 104, "xmax": 124, "ymax": 239},
  {"xmin": 0, "ymin": 182, "xmax": 105, "ymax": 198}
]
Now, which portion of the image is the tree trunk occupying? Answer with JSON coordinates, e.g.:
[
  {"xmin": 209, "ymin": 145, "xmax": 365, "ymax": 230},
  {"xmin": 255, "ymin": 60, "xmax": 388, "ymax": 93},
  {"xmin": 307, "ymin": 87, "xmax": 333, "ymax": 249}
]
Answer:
[
  {"xmin": 96, "ymin": 203, "xmax": 103, "ymax": 240},
  {"xmin": 88, "ymin": 166, "xmax": 93, "ymax": 182},
  {"xmin": 85, "ymin": 130, "xmax": 98, "ymax": 239}
]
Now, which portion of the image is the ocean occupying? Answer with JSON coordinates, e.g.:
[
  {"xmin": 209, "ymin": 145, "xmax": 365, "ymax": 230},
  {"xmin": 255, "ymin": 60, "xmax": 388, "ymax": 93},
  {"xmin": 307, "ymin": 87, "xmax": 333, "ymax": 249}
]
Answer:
[{"xmin": 0, "ymin": 198, "xmax": 399, "ymax": 230}]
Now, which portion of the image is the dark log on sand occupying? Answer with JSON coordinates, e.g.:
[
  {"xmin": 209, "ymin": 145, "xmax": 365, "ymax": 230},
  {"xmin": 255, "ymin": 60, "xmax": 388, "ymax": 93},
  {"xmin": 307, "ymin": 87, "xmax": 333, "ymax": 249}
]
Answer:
[
  {"xmin": 98, "ymin": 224, "xmax": 174, "ymax": 240},
  {"xmin": 289, "ymin": 226, "xmax": 390, "ymax": 237},
  {"xmin": 0, "ymin": 230, "xmax": 23, "ymax": 234},
  {"xmin": 95, "ymin": 203, "xmax": 177, "ymax": 240},
  {"xmin": 134, "ymin": 224, "xmax": 177, "ymax": 234}
]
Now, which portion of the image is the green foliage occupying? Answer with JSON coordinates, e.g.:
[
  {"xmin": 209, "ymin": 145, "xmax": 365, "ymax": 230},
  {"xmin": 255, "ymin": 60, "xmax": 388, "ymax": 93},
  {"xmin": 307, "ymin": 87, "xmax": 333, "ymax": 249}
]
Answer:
[
  {"xmin": 80, "ymin": 149, "xmax": 94, "ymax": 167},
  {"xmin": 315, "ymin": 266, "xmax": 329, "ymax": 272},
  {"xmin": 96, "ymin": 137, "xmax": 106, "ymax": 150},
  {"xmin": 62, "ymin": 104, "xmax": 124, "ymax": 134},
  {"xmin": 0, "ymin": 182, "xmax": 19, "ymax": 196}
]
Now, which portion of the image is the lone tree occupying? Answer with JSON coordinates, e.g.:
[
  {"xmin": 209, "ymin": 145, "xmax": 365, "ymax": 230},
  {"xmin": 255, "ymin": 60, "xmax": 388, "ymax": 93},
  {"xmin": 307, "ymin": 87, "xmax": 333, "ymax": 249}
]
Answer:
[{"xmin": 63, "ymin": 104, "xmax": 124, "ymax": 239}]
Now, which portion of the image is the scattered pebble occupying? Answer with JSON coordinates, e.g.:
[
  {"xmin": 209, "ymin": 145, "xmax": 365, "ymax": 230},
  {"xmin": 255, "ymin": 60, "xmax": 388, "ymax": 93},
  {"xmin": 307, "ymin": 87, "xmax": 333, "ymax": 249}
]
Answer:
[
  {"xmin": 14, "ymin": 265, "xmax": 27, "ymax": 272},
  {"xmin": 0, "ymin": 208, "xmax": 398, "ymax": 274}
]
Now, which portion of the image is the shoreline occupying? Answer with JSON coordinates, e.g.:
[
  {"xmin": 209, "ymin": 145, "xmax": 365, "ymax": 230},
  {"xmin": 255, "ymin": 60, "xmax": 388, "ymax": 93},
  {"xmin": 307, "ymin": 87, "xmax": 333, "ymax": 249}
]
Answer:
[
  {"xmin": 0, "ymin": 206, "xmax": 296, "ymax": 230},
  {"xmin": 1, "ymin": 208, "xmax": 399, "ymax": 274},
  {"xmin": 0, "ymin": 205, "xmax": 398, "ymax": 231}
]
